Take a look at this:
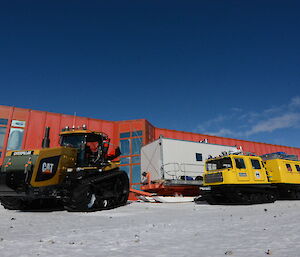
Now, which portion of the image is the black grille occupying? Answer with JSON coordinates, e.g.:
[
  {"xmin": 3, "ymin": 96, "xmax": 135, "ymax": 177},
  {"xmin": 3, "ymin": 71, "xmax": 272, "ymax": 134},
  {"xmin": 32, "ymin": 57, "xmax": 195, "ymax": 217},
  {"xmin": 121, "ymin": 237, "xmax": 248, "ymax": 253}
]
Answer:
[{"xmin": 205, "ymin": 172, "xmax": 223, "ymax": 183}]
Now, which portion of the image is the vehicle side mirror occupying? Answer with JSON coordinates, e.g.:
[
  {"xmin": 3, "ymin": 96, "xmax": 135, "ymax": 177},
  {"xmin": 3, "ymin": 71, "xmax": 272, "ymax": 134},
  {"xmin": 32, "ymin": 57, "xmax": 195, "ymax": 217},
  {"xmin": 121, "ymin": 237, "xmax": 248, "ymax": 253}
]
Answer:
[
  {"xmin": 114, "ymin": 147, "xmax": 121, "ymax": 158},
  {"xmin": 106, "ymin": 147, "xmax": 121, "ymax": 161}
]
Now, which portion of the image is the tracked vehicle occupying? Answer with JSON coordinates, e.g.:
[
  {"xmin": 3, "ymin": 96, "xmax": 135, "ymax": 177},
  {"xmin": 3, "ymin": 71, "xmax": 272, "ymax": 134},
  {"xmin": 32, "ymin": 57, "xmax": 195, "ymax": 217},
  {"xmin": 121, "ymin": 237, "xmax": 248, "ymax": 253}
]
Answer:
[
  {"xmin": 0, "ymin": 126, "xmax": 129, "ymax": 211},
  {"xmin": 262, "ymin": 152, "xmax": 300, "ymax": 200},
  {"xmin": 198, "ymin": 154, "xmax": 277, "ymax": 204}
]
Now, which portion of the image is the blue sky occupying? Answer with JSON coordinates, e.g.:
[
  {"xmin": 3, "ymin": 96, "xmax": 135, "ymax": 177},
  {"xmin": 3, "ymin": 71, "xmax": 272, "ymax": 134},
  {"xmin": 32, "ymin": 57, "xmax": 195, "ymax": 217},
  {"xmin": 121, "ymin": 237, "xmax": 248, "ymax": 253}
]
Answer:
[{"xmin": 0, "ymin": 1, "xmax": 300, "ymax": 147}]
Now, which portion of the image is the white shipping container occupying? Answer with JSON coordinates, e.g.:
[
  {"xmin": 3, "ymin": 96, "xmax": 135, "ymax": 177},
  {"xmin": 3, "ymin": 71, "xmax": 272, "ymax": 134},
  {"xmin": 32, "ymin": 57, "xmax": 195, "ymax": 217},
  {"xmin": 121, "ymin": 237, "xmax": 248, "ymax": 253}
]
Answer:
[{"xmin": 141, "ymin": 137, "xmax": 238, "ymax": 184}]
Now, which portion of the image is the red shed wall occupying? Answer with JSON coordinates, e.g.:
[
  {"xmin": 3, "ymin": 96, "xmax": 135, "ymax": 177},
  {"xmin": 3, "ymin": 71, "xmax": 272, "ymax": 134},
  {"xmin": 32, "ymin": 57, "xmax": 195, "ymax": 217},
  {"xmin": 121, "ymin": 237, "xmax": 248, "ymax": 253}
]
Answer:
[
  {"xmin": 154, "ymin": 127, "xmax": 300, "ymax": 157},
  {"xmin": 0, "ymin": 106, "xmax": 117, "ymax": 164}
]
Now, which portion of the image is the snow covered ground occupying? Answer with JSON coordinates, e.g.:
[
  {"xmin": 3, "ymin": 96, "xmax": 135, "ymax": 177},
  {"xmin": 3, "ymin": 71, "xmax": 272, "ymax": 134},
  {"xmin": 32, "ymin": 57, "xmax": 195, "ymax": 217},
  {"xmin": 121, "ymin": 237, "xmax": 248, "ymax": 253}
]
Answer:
[{"xmin": 0, "ymin": 200, "xmax": 300, "ymax": 257}]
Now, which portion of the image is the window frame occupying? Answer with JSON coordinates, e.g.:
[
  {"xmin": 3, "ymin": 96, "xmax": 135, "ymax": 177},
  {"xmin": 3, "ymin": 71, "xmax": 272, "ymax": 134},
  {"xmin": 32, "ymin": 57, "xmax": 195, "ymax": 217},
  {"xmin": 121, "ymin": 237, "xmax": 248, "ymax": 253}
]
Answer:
[
  {"xmin": 131, "ymin": 155, "xmax": 141, "ymax": 164},
  {"xmin": 286, "ymin": 163, "xmax": 293, "ymax": 172},
  {"xmin": 0, "ymin": 118, "xmax": 8, "ymax": 126},
  {"xmin": 0, "ymin": 126, "xmax": 7, "ymax": 150},
  {"xmin": 120, "ymin": 139, "xmax": 130, "ymax": 156},
  {"xmin": 234, "ymin": 158, "xmax": 246, "ymax": 169},
  {"xmin": 206, "ymin": 157, "xmax": 232, "ymax": 171},
  {"xmin": 250, "ymin": 159, "xmax": 262, "ymax": 169},
  {"xmin": 120, "ymin": 132, "xmax": 131, "ymax": 138},
  {"xmin": 195, "ymin": 153, "xmax": 203, "ymax": 162},
  {"xmin": 131, "ymin": 137, "xmax": 142, "ymax": 155},
  {"xmin": 131, "ymin": 130, "xmax": 143, "ymax": 137}
]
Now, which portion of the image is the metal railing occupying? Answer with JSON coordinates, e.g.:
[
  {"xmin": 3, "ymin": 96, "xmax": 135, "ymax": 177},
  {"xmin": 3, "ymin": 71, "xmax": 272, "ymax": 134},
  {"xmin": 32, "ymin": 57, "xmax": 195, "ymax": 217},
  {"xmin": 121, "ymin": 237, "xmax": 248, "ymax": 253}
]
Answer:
[{"xmin": 162, "ymin": 162, "xmax": 204, "ymax": 180}]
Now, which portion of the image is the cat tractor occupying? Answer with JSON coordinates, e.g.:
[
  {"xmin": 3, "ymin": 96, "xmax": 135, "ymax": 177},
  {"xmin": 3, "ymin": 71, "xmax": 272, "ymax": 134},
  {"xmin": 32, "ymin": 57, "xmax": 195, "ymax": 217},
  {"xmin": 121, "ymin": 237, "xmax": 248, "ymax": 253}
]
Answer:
[
  {"xmin": 197, "ymin": 153, "xmax": 277, "ymax": 205},
  {"xmin": 0, "ymin": 126, "xmax": 129, "ymax": 211}
]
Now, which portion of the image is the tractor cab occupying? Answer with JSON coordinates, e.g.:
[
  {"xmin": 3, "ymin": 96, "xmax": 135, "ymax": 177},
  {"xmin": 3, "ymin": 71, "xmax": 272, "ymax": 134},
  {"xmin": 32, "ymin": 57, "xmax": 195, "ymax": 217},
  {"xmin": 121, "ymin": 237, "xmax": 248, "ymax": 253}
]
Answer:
[{"xmin": 59, "ymin": 127, "xmax": 120, "ymax": 167}]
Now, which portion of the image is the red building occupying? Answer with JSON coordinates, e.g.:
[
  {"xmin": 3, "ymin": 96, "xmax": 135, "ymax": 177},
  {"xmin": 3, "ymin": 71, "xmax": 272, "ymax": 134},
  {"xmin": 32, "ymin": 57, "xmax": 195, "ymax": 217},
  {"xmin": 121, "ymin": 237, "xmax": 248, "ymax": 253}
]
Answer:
[{"xmin": 1, "ymin": 105, "xmax": 300, "ymax": 191}]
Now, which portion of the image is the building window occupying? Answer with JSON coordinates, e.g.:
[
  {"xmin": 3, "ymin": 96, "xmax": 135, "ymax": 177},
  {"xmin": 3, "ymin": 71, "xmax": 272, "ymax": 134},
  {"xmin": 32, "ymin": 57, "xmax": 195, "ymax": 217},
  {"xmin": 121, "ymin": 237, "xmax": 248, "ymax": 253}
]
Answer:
[
  {"xmin": 120, "ymin": 139, "xmax": 130, "ymax": 156},
  {"xmin": 195, "ymin": 153, "xmax": 203, "ymax": 161},
  {"xmin": 132, "ymin": 138, "xmax": 142, "ymax": 155},
  {"xmin": 0, "ymin": 127, "xmax": 6, "ymax": 149},
  {"xmin": 132, "ymin": 130, "xmax": 143, "ymax": 137},
  {"xmin": 7, "ymin": 128, "xmax": 24, "ymax": 151},
  {"xmin": 295, "ymin": 165, "xmax": 300, "ymax": 172},
  {"xmin": 132, "ymin": 164, "xmax": 141, "ymax": 190},
  {"xmin": 251, "ymin": 159, "xmax": 261, "ymax": 169},
  {"xmin": 132, "ymin": 155, "xmax": 141, "ymax": 164},
  {"xmin": 0, "ymin": 119, "xmax": 8, "ymax": 125},
  {"xmin": 120, "ymin": 132, "xmax": 131, "ymax": 138},
  {"xmin": 120, "ymin": 157, "xmax": 130, "ymax": 165},
  {"xmin": 286, "ymin": 164, "xmax": 292, "ymax": 172},
  {"xmin": 235, "ymin": 158, "xmax": 246, "ymax": 169}
]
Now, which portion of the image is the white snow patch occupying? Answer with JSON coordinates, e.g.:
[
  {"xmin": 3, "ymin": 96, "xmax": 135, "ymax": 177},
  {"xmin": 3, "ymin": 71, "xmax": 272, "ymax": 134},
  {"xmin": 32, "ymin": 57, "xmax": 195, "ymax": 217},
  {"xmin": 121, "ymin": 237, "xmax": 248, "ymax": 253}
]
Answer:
[{"xmin": 0, "ymin": 201, "xmax": 300, "ymax": 257}]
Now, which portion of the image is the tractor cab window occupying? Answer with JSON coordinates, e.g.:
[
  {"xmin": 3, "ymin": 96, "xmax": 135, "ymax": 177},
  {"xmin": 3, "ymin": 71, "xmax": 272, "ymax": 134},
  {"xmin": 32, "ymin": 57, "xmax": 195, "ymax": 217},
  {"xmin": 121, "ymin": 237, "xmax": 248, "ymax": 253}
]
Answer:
[
  {"xmin": 60, "ymin": 134, "xmax": 85, "ymax": 148},
  {"xmin": 206, "ymin": 157, "xmax": 232, "ymax": 171},
  {"xmin": 85, "ymin": 134, "xmax": 103, "ymax": 153}
]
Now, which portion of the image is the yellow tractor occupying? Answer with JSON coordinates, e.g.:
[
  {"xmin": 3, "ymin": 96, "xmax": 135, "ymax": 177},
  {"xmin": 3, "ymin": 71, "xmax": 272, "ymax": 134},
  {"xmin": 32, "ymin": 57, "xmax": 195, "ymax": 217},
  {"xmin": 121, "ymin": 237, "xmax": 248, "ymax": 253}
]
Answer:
[{"xmin": 0, "ymin": 126, "xmax": 129, "ymax": 211}]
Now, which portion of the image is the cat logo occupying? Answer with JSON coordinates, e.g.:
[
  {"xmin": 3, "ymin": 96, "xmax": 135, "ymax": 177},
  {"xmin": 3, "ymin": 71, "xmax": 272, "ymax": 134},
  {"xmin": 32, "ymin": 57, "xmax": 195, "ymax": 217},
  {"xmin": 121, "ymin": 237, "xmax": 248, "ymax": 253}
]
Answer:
[
  {"xmin": 36, "ymin": 155, "xmax": 60, "ymax": 182},
  {"xmin": 42, "ymin": 162, "xmax": 54, "ymax": 174}
]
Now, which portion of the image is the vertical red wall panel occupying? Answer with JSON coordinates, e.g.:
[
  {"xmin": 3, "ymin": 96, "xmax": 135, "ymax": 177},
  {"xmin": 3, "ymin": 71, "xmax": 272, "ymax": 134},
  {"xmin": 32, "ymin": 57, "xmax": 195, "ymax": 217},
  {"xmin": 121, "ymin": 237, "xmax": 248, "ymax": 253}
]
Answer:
[
  {"xmin": 87, "ymin": 118, "xmax": 103, "ymax": 132},
  {"xmin": 252, "ymin": 143, "xmax": 261, "ymax": 155},
  {"xmin": 44, "ymin": 112, "xmax": 63, "ymax": 147},
  {"xmin": 290, "ymin": 147, "xmax": 299, "ymax": 156},
  {"xmin": 131, "ymin": 121, "xmax": 143, "ymax": 132},
  {"xmin": 24, "ymin": 111, "xmax": 47, "ymax": 149},
  {"xmin": 154, "ymin": 128, "xmax": 162, "ymax": 139},
  {"xmin": 267, "ymin": 145, "xmax": 276, "ymax": 154},
  {"xmin": 118, "ymin": 123, "xmax": 131, "ymax": 133},
  {"xmin": 173, "ymin": 131, "xmax": 179, "ymax": 140},
  {"xmin": 145, "ymin": 121, "xmax": 155, "ymax": 144},
  {"xmin": 259, "ymin": 144, "xmax": 270, "ymax": 155},
  {"xmin": 74, "ymin": 117, "xmax": 89, "ymax": 128},
  {"xmin": 183, "ymin": 133, "xmax": 193, "ymax": 141},
  {"xmin": 191, "ymin": 134, "xmax": 199, "ymax": 142},
  {"xmin": 101, "ymin": 121, "xmax": 115, "ymax": 140},
  {"xmin": 262, "ymin": 144, "xmax": 270, "ymax": 154},
  {"xmin": 244, "ymin": 141, "xmax": 255, "ymax": 154},
  {"xmin": 59, "ymin": 114, "xmax": 76, "ymax": 130},
  {"xmin": 11, "ymin": 108, "xmax": 29, "ymax": 122},
  {"xmin": 209, "ymin": 136, "xmax": 222, "ymax": 145},
  {"xmin": 163, "ymin": 129, "xmax": 171, "ymax": 139}
]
